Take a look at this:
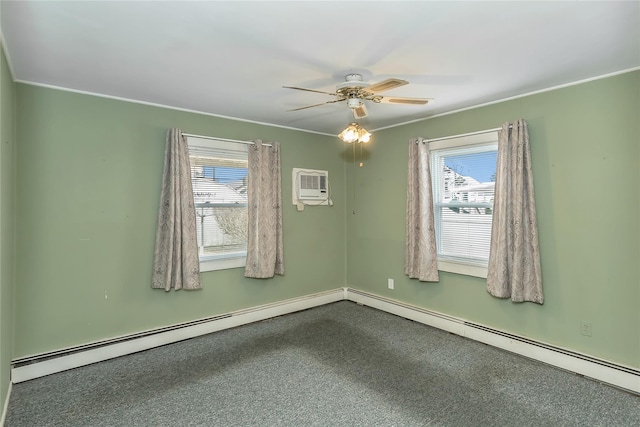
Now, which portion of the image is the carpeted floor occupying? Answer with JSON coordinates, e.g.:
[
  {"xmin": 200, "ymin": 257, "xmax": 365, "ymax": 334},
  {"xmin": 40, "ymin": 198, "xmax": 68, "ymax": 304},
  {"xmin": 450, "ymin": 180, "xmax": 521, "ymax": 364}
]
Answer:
[{"xmin": 5, "ymin": 301, "xmax": 640, "ymax": 426}]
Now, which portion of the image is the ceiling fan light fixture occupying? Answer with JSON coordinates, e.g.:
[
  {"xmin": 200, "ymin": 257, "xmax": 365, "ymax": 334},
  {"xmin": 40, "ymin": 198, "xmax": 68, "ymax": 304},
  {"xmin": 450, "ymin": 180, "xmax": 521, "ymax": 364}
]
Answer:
[{"xmin": 338, "ymin": 123, "xmax": 371, "ymax": 144}]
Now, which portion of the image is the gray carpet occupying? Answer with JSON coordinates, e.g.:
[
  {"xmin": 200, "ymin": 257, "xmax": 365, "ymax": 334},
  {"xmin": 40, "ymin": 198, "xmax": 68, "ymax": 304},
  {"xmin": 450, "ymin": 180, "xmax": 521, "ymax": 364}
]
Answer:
[{"xmin": 5, "ymin": 301, "xmax": 639, "ymax": 426}]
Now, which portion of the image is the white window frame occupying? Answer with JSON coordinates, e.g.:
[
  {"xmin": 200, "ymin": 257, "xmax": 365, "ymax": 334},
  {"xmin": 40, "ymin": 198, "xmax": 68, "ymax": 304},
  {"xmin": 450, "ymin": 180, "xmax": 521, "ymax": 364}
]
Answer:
[
  {"xmin": 429, "ymin": 131, "xmax": 498, "ymax": 278},
  {"xmin": 187, "ymin": 137, "xmax": 248, "ymax": 272}
]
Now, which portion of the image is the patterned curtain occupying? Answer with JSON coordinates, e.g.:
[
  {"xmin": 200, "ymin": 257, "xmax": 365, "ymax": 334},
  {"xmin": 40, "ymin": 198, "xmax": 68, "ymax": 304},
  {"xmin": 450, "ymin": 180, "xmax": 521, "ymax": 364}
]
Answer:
[
  {"xmin": 405, "ymin": 138, "xmax": 439, "ymax": 282},
  {"xmin": 487, "ymin": 120, "xmax": 543, "ymax": 303},
  {"xmin": 151, "ymin": 128, "xmax": 201, "ymax": 291},
  {"xmin": 244, "ymin": 140, "xmax": 284, "ymax": 278}
]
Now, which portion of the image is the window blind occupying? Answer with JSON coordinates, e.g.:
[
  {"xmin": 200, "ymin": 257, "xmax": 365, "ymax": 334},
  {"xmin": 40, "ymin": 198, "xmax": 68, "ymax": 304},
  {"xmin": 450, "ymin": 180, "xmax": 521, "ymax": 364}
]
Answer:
[
  {"xmin": 187, "ymin": 138, "xmax": 248, "ymax": 262},
  {"xmin": 431, "ymin": 144, "xmax": 498, "ymax": 265}
]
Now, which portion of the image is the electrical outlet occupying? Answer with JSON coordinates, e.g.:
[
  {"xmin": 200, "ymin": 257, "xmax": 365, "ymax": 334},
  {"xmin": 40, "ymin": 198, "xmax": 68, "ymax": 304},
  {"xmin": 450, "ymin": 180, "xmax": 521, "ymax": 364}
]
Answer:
[
  {"xmin": 388, "ymin": 278, "xmax": 394, "ymax": 290},
  {"xmin": 580, "ymin": 321, "xmax": 592, "ymax": 337}
]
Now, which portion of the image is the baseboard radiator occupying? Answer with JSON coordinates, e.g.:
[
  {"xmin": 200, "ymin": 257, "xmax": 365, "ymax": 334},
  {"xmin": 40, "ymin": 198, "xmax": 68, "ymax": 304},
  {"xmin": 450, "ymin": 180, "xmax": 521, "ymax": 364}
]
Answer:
[
  {"xmin": 346, "ymin": 288, "xmax": 640, "ymax": 395},
  {"xmin": 11, "ymin": 288, "xmax": 347, "ymax": 383},
  {"xmin": 11, "ymin": 286, "xmax": 639, "ymax": 395}
]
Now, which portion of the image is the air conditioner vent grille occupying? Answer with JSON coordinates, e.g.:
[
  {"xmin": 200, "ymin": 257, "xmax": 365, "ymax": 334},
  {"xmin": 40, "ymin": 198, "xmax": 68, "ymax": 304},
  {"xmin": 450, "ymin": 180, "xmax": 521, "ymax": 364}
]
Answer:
[
  {"xmin": 300, "ymin": 175, "xmax": 320, "ymax": 190},
  {"xmin": 292, "ymin": 168, "xmax": 329, "ymax": 205}
]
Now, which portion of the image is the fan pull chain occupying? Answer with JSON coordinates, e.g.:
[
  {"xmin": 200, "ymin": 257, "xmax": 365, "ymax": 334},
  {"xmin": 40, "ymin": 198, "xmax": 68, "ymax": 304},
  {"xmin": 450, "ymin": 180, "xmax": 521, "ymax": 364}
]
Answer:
[{"xmin": 352, "ymin": 142, "xmax": 357, "ymax": 214}]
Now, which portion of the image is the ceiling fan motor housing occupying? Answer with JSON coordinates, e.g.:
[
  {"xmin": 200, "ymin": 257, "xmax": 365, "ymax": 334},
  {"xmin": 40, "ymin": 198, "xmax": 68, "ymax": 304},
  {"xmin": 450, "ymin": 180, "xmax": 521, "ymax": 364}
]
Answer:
[
  {"xmin": 337, "ymin": 75, "xmax": 369, "ymax": 106},
  {"xmin": 336, "ymin": 73, "xmax": 368, "ymax": 92}
]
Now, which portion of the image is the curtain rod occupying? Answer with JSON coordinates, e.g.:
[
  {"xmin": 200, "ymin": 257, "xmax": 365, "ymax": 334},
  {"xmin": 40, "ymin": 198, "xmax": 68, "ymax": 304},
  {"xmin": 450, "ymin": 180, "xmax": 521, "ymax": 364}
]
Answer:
[
  {"xmin": 182, "ymin": 132, "xmax": 272, "ymax": 147},
  {"xmin": 424, "ymin": 125, "xmax": 511, "ymax": 143}
]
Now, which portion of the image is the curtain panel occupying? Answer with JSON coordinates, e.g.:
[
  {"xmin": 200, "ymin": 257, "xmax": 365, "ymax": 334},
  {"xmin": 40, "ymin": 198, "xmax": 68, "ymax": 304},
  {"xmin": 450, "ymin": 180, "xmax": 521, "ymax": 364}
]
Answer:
[
  {"xmin": 151, "ymin": 128, "xmax": 202, "ymax": 291},
  {"xmin": 405, "ymin": 137, "xmax": 439, "ymax": 282},
  {"xmin": 244, "ymin": 140, "xmax": 285, "ymax": 278},
  {"xmin": 487, "ymin": 120, "xmax": 543, "ymax": 304}
]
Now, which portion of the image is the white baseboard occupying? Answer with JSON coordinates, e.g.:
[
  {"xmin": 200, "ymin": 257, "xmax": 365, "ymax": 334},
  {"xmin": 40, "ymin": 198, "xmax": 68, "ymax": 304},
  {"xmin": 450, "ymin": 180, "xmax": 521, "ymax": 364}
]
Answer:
[
  {"xmin": 345, "ymin": 288, "xmax": 640, "ymax": 395},
  {"xmin": 11, "ymin": 286, "xmax": 640, "ymax": 396},
  {"xmin": 1, "ymin": 382, "xmax": 11, "ymax": 427},
  {"xmin": 11, "ymin": 288, "xmax": 346, "ymax": 383}
]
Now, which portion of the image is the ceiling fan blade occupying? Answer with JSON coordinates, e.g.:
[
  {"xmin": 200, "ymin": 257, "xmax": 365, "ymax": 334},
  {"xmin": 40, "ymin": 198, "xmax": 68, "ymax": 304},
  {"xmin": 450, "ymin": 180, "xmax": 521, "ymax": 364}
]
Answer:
[
  {"xmin": 283, "ymin": 85, "xmax": 337, "ymax": 96},
  {"xmin": 287, "ymin": 98, "xmax": 345, "ymax": 112},
  {"xmin": 365, "ymin": 78, "xmax": 409, "ymax": 93},
  {"xmin": 353, "ymin": 103, "xmax": 368, "ymax": 119},
  {"xmin": 378, "ymin": 96, "xmax": 431, "ymax": 105}
]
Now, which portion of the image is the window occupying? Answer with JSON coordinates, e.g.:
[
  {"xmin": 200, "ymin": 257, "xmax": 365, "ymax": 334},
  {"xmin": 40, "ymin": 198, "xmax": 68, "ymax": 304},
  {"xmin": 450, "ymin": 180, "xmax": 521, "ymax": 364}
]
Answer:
[
  {"xmin": 187, "ymin": 137, "xmax": 248, "ymax": 271},
  {"xmin": 430, "ymin": 132, "xmax": 498, "ymax": 278}
]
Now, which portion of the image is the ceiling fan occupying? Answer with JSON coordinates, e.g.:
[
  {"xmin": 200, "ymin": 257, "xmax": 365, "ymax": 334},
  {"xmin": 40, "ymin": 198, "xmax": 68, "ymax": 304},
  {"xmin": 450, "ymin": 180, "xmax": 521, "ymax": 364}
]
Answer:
[{"xmin": 284, "ymin": 73, "xmax": 431, "ymax": 119}]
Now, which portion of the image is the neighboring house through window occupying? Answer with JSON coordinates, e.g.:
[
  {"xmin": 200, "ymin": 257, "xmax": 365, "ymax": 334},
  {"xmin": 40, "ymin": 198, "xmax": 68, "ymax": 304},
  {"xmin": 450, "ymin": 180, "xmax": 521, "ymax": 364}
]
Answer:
[
  {"xmin": 430, "ymin": 131, "xmax": 498, "ymax": 278},
  {"xmin": 187, "ymin": 137, "xmax": 248, "ymax": 271}
]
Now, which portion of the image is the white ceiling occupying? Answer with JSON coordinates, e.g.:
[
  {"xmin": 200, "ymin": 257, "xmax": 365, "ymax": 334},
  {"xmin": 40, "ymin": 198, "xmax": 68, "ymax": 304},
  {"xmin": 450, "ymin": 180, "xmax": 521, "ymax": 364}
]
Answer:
[{"xmin": 2, "ymin": 1, "xmax": 639, "ymax": 136}]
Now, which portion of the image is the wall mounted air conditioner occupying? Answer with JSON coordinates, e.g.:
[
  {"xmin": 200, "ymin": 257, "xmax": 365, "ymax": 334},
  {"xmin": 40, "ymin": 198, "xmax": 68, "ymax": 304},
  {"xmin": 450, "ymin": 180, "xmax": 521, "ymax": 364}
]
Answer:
[{"xmin": 292, "ymin": 168, "xmax": 330, "ymax": 207}]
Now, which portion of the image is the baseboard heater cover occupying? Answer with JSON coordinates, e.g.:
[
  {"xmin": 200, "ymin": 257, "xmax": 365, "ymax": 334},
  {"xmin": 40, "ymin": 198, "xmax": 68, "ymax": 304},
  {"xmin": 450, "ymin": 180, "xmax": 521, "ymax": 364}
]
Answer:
[
  {"xmin": 11, "ymin": 288, "xmax": 346, "ymax": 383},
  {"xmin": 11, "ymin": 314, "xmax": 232, "ymax": 368},
  {"xmin": 345, "ymin": 288, "xmax": 640, "ymax": 395},
  {"xmin": 464, "ymin": 322, "xmax": 640, "ymax": 377},
  {"xmin": 11, "ymin": 286, "xmax": 639, "ymax": 395}
]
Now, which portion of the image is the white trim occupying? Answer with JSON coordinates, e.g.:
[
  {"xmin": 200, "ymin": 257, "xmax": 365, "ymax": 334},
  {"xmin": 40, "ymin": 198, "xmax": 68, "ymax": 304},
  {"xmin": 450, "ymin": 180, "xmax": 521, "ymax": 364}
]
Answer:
[
  {"xmin": 11, "ymin": 288, "xmax": 345, "ymax": 383},
  {"xmin": 0, "ymin": 30, "xmax": 18, "ymax": 82},
  {"xmin": 344, "ymin": 288, "xmax": 640, "ymax": 395},
  {"xmin": 199, "ymin": 255, "xmax": 246, "ymax": 272},
  {"xmin": 12, "ymin": 80, "xmax": 334, "ymax": 137},
  {"xmin": 0, "ymin": 382, "xmax": 11, "ymax": 427},
  {"xmin": 427, "ymin": 130, "xmax": 499, "ymax": 150},
  {"xmin": 437, "ymin": 260, "xmax": 487, "ymax": 279},
  {"xmin": 372, "ymin": 67, "xmax": 640, "ymax": 132}
]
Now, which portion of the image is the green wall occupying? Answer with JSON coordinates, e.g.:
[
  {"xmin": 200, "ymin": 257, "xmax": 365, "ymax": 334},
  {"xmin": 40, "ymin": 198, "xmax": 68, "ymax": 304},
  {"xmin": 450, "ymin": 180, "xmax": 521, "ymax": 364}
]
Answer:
[
  {"xmin": 347, "ymin": 71, "xmax": 640, "ymax": 368},
  {"xmin": 14, "ymin": 85, "xmax": 346, "ymax": 357},
  {"xmin": 0, "ymin": 45, "xmax": 16, "ymax": 409},
  {"xmin": 8, "ymin": 69, "xmax": 640, "ymax": 376}
]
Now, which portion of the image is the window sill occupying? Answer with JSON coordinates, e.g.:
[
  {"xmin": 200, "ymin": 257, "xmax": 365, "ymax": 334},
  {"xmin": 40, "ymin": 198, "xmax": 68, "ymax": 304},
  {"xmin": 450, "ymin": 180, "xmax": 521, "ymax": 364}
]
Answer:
[
  {"xmin": 200, "ymin": 253, "xmax": 246, "ymax": 272},
  {"xmin": 438, "ymin": 259, "xmax": 487, "ymax": 279}
]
